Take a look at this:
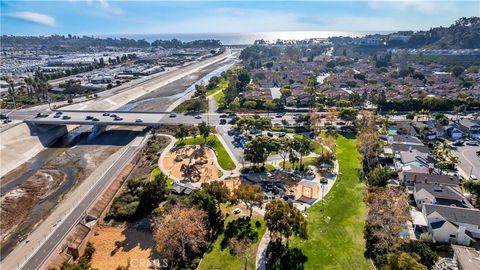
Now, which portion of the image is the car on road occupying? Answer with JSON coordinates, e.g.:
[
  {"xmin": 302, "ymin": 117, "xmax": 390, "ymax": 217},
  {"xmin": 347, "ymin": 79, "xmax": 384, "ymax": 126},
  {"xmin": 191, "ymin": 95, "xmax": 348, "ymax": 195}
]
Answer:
[
  {"xmin": 0, "ymin": 113, "xmax": 7, "ymax": 119},
  {"xmin": 195, "ymin": 115, "xmax": 202, "ymax": 119},
  {"xmin": 3, "ymin": 119, "xmax": 12, "ymax": 124},
  {"xmin": 62, "ymin": 115, "xmax": 71, "ymax": 120},
  {"xmin": 135, "ymin": 118, "xmax": 143, "ymax": 123},
  {"xmin": 276, "ymin": 113, "xmax": 284, "ymax": 118},
  {"xmin": 114, "ymin": 116, "xmax": 123, "ymax": 121},
  {"xmin": 36, "ymin": 112, "xmax": 48, "ymax": 118},
  {"xmin": 169, "ymin": 112, "xmax": 177, "ymax": 118},
  {"xmin": 110, "ymin": 114, "xmax": 117, "ymax": 118},
  {"xmin": 92, "ymin": 118, "xmax": 100, "ymax": 122},
  {"xmin": 477, "ymin": 150, "xmax": 480, "ymax": 157},
  {"xmin": 53, "ymin": 114, "xmax": 61, "ymax": 118},
  {"xmin": 55, "ymin": 111, "xmax": 63, "ymax": 115},
  {"xmin": 102, "ymin": 112, "xmax": 110, "ymax": 116},
  {"xmin": 453, "ymin": 140, "xmax": 464, "ymax": 146},
  {"xmin": 466, "ymin": 140, "xmax": 479, "ymax": 146},
  {"xmin": 220, "ymin": 119, "xmax": 227, "ymax": 125},
  {"xmin": 85, "ymin": 115, "xmax": 94, "ymax": 120},
  {"xmin": 471, "ymin": 175, "xmax": 478, "ymax": 181}
]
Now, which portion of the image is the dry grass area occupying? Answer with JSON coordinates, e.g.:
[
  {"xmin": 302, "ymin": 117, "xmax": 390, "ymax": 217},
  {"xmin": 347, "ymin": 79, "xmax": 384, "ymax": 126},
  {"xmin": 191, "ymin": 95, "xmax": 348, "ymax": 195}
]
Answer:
[
  {"xmin": 162, "ymin": 146, "xmax": 221, "ymax": 182},
  {"xmin": 90, "ymin": 225, "xmax": 161, "ymax": 270}
]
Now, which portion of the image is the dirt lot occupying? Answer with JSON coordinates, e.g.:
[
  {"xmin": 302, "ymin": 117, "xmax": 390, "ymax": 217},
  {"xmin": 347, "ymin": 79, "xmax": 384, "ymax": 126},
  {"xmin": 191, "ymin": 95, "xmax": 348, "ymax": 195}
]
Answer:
[
  {"xmin": 162, "ymin": 146, "xmax": 222, "ymax": 182},
  {"xmin": 90, "ymin": 225, "xmax": 161, "ymax": 270}
]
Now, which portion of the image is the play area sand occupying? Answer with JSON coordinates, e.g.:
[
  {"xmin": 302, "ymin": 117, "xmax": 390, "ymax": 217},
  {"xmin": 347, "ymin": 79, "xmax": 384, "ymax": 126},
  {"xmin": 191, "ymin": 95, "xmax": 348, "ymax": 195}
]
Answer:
[{"xmin": 162, "ymin": 146, "xmax": 222, "ymax": 182}]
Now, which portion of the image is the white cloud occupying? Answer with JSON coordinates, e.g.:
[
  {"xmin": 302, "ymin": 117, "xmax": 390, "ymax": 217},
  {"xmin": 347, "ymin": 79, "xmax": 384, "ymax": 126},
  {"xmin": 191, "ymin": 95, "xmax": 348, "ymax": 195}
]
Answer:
[
  {"xmin": 5, "ymin": 11, "xmax": 56, "ymax": 26},
  {"xmin": 97, "ymin": 0, "xmax": 124, "ymax": 15}
]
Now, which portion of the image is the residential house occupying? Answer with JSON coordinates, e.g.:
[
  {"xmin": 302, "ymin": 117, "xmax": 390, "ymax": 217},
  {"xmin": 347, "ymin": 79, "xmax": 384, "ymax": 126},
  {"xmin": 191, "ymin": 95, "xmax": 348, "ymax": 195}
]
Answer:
[
  {"xmin": 446, "ymin": 126, "xmax": 464, "ymax": 141},
  {"xmin": 399, "ymin": 171, "xmax": 460, "ymax": 186},
  {"xmin": 395, "ymin": 149, "xmax": 435, "ymax": 171},
  {"xmin": 452, "ymin": 245, "xmax": 480, "ymax": 270},
  {"xmin": 458, "ymin": 119, "xmax": 480, "ymax": 140},
  {"xmin": 413, "ymin": 183, "xmax": 473, "ymax": 209},
  {"xmin": 422, "ymin": 204, "xmax": 480, "ymax": 246}
]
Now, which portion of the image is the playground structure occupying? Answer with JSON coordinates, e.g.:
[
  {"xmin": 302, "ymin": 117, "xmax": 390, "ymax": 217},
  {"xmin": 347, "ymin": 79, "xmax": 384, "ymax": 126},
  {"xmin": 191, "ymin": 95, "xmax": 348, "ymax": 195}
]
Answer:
[{"xmin": 162, "ymin": 145, "xmax": 221, "ymax": 182}]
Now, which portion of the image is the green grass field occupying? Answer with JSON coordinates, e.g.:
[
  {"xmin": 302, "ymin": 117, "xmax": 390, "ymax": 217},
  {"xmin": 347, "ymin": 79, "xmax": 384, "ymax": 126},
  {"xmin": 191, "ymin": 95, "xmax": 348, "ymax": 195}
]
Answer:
[
  {"xmin": 198, "ymin": 216, "xmax": 266, "ymax": 270},
  {"xmin": 149, "ymin": 166, "xmax": 172, "ymax": 188},
  {"xmin": 290, "ymin": 133, "xmax": 372, "ymax": 270},
  {"xmin": 175, "ymin": 135, "xmax": 236, "ymax": 170},
  {"xmin": 206, "ymin": 79, "xmax": 228, "ymax": 96}
]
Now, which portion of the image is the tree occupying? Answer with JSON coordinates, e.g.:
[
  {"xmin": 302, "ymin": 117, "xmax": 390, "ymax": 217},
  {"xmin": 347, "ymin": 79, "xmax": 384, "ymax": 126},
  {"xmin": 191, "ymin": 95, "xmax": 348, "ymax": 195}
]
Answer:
[
  {"xmin": 451, "ymin": 65, "xmax": 464, "ymax": 78},
  {"xmin": 264, "ymin": 200, "xmax": 307, "ymax": 244},
  {"xmin": 198, "ymin": 121, "xmax": 210, "ymax": 143},
  {"xmin": 201, "ymin": 181, "xmax": 231, "ymax": 207},
  {"xmin": 292, "ymin": 136, "xmax": 313, "ymax": 168},
  {"xmin": 382, "ymin": 252, "xmax": 427, "ymax": 270},
  {"xmin": 229, "ymin": 236, "xmax": 253, "ymax": 270},
  {"xmin": 463, "ymin": 180, "xmax": 480, "ymax": 206},
  {"xmin": 175, "ymin": 126, "xmax": 189, "ymax": 141},
  {"xmin": 278, "ymin": 137, "xmax": 292, "ymax": 169},
  {"xmin": 138, "ymin": 172, "xmax": 169, "ymax": 214},
  {"xmin": 366, "ymin": 166, "xmax": 392, "ymax": 186},
  {"xmin": 339, "ymin": 107, "xmax": 359, "ymax": 122},
  {"xmin": 244, "ymin": 136, "xmax": 279, "ymax": 167},
  {"xmin": 400, "ymin": 241, "xmax": 438, "ymax": 269},
  {"xmin": 155, "ymin": 206, "xmax": 208, "ymax": 264},
  {"xmin": 234, "ymin": 184, "xmax": 263, "ymax": 219}
]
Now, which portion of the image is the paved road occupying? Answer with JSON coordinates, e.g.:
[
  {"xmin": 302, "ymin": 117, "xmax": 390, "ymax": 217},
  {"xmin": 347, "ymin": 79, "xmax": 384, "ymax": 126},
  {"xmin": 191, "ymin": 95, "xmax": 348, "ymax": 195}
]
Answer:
[
  {"xmin": 452, "ymin": 145, "xmax": 480, "ymax": 180},
  {"xmin": 20, "ymin": 146, "xmax": 139, "ymax": 270}
]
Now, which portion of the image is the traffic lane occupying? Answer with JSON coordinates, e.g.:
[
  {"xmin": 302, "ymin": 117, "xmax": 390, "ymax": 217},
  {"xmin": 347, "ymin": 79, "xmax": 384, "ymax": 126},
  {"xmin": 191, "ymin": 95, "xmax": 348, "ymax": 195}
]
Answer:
[
  {"xmin": 452, "ymin": 145, "xmax": 480, "ymax": 179},
  {"xmin": 21, "ymin": 147, "xmax": 137, "ymax": 270}
]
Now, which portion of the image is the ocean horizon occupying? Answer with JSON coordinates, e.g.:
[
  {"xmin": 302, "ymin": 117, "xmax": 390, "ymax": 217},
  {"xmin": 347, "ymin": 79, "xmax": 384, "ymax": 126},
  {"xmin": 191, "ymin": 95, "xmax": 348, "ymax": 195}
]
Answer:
[{"xmin": 99, "ymin": 31, "xmax": 393, "ymax": 45}]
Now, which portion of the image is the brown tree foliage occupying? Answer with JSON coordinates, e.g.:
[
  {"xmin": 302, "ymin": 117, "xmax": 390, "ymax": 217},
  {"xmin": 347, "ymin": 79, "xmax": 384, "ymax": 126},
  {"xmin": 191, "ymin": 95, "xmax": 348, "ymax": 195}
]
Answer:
[
  {"xmin": 365, "ymin": 187, "xmax": 410, "ymax": 265},
  {"xmin": 234, "ymin": 184, "xmax": 264, "ymax": 219},
  {"xmin": 155, "ymin": 206, "xmax": 208, "ymax": 264}
]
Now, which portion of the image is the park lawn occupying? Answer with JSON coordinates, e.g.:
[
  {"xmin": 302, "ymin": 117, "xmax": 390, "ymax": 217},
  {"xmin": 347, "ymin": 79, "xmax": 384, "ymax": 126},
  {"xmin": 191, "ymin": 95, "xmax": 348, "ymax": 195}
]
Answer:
[
  {"xmin": 293, "ymin": 134, "xmax": 325, "ymax": 155},
  {"xmin": 290, "ymin": 133, "xmax": 372, "ymax": 270},
  {"xmin": 213, "ymin": 90, "xmax": 225, "ymax": 106},
  {"xmin": 199, "ymin": 216, "xmax": 266, "ymax": 270},
  {"xmin": 282, "ymin": 157, "xmax": 317, "ymax": 171},
  {"xmin": 149, "ymin": 167, "xmax": 172, "ymax": 188},
  {"xmin": 206, "ymin": 79, "xmax": 228, "ymax": 96},
  {"xmin": 175, "ymin": 135, "xmax": 236, "ymax": 171}
]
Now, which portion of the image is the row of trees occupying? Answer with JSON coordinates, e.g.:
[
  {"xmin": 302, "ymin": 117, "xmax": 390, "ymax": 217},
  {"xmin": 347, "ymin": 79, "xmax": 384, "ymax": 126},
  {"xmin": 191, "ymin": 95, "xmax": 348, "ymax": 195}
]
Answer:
[{"xmin": 243, "ymin": 135, "xmax": 314, "ymax": 171}]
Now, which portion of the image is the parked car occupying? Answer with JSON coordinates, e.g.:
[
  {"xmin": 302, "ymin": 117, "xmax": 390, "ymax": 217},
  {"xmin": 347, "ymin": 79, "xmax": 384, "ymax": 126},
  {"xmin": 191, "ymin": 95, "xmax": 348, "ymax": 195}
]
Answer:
[
  {"xmin": 278, "ymin": 132, "xmax": 286, "ymax": 137},
  {"xmin": 466, "ymin": 140, "xmax": 479, "ymax": 146},
  {"xmin": 53, "ymin": 114, "xmax": 61, "ymax": 118},
  {"xmin": 471, "ymin": 175, "xmax": 478, "ymax": 181},
  {"xmin": 62, "ymin": 115, "xmax": 71, "ymax": 120},
  {"xmin": 169, "ymin": 112, "xmax": 177, "ymax": 118},
  {"xmin": 0, "ymin": 113, "xmax": 7, "ymax": 119},
  {"xmin": 228, "ymin": 113, "xmax": 237, "ymax": 117},
  {"xmin": 267, "ymin": 132, "xmax": 274, "ymax": 137},
  {"xmin": 195, "ymin": 115, "xmax": 202, "ymax": 119},
  {"xmin": 453, "ymin": 140, "xmax": 464, "ymax": 146},
  {"xmin": 220, "ymin": 114, "xmax": 227, "ymax": 118},
  {"xmin": 220, "ymin": 119, "xmax": 227, "ymax": 125},
  {"xmin": 232, "ymin": 208, "xmax": 241, "ymax": 215}
]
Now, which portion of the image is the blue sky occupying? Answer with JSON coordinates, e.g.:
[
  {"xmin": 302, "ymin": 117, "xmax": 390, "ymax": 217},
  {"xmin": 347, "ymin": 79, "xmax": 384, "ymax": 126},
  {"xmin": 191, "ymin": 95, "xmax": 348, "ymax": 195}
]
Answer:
[{"xmin": 1, "ymin": 1, "xmax": 479, "ymax": 35}]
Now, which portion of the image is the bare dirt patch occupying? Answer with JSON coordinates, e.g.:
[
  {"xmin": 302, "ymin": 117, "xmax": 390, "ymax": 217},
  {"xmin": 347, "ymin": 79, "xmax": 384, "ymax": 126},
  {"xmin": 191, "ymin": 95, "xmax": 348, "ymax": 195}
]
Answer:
[
  {"xmin": 90, "ymin": 225, "xmax": 161, "ymax": 270},
  {"xmin": 162, "ymin": 146, "xmax": 222, "ymax": 182}
]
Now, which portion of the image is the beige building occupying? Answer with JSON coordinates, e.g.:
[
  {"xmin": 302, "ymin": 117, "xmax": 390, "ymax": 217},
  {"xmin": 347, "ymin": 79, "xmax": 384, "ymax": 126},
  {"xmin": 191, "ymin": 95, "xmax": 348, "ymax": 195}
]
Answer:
[{"xmin": 295, "ymin": 179, "xmax": 320, "ymax": 201}]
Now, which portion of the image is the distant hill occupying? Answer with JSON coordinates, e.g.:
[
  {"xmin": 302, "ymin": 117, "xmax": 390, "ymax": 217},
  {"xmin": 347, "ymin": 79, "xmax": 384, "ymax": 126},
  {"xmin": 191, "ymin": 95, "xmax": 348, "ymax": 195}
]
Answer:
[{"xmin": 388, "ymin": 17, "xmax": 480, "ymax": 49}]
